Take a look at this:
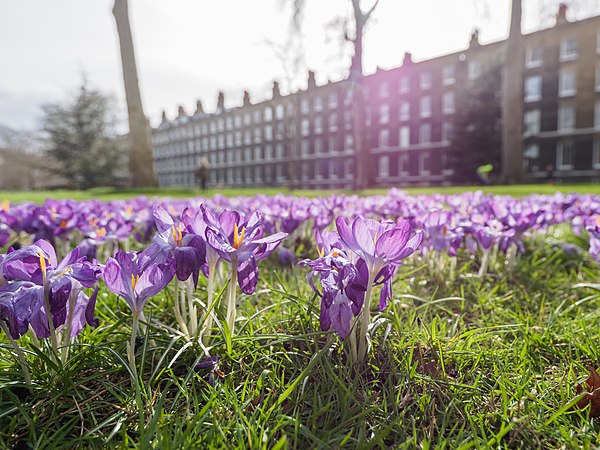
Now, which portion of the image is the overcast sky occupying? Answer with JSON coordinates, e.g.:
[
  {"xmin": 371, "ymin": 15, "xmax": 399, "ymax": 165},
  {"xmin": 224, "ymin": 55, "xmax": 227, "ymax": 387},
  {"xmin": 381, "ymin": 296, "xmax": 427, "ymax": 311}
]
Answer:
[{"xmin": 0, "ymin": 0, "xmax": 595, "ymax": 131}]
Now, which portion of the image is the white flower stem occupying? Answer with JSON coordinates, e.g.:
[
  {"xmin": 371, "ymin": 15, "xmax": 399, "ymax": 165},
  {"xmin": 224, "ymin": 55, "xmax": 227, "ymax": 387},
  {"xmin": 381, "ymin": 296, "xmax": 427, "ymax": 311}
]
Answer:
[
  {"xmin": 357, "ymin": 271, "xmax": 376, "ymax": 364},
  {"xmin": 226, "ymin": 260, "xmax": 238, "ymax": 338},
  {"xmin": 478, "ymin": 247, "xmax": 490, "ymax": 278},
  {"xmin": 1, "ymin": 322, "xmax": 31, "ymax": 388},
  {"xmin": 186, "ymin": 277, "xmax": 197, "ymax": 338},
  {"xmin": 173, "ymin": 278, "xmax": 190, "ymax": 338},
  {"xmin": 128, "ymin": 310, "xmax": 140, "ymax": 380},
  {"xmin": 61, "ymin": 289, "xmax": 78, "ymax": 365},
  {"xmin": 201, "ymin": 264, "xmax": 217, "ymax": 346}
]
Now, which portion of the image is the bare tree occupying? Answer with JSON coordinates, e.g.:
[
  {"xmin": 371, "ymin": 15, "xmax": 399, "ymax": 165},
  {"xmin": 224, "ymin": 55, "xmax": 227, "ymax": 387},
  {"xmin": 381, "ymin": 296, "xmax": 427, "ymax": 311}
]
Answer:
[
  {"xmin": 112, "ymin": 0, "xmax": 157, "ymax": 187},
  {"xmin": 286, "ymin": 0, "xmax": 380, "ymax": 190}
]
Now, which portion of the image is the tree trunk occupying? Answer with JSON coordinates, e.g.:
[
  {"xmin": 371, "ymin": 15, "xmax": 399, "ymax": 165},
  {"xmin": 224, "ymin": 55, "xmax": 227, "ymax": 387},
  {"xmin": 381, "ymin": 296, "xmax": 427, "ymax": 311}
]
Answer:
[
  {"xmin": 500, "ymin": 0, "xmax": 523, "ymax": 184},
  {"xmin": 113, "ymin": 0, "xmax": 157, "ymax": 187}
]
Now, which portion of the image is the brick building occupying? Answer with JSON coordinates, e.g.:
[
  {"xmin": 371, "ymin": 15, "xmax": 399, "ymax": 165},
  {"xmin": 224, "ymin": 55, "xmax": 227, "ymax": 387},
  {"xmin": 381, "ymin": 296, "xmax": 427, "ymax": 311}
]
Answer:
[{"xmin": 152, "ymin": 7, "xmax": 600, "ymax": 188}]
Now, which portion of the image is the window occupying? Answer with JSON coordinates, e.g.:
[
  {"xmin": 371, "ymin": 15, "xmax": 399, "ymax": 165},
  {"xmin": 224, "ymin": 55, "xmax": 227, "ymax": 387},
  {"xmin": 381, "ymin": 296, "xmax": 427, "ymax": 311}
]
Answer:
[
  {"xmin": 264, "ymin": 107, "xmax": 273, "ymax": 121},
  {"xmin": 468, "ymin": 60, "xmax": 481, "ymax": 80},
  {"xmin": 420, "ymin": 96, "xmax": 432, "ymax": 118},
  {"xmin": 419, "ymin": 152, "xmax": 431, "ymax": 175},
  {"xmin": 419, "ymin": 123, "xmax": 431, "ymax": 144},
  {"xmin": 420, "ymin": 71, "xmax": 432, "ymax": 90},
  {"xmin": 524, "ymin": 75, "xmax": 542, "ymax": 102},
  {"xmin": 345, "ymin": 134, "xmax": 354, "ymax": 151},
  {"xmin": 594, "ymin": 138, "xmax": 600, "ymax": 169},
  {"xmin": 597, "ymin": 32, "xmax": 600, "ymax": 55},
  {"xmin": 523, "ymin": 144, "xmax": 540, "ymax": 172},
  {"xmin": 253, "ymin": 128, "xmax": 261, "ymax": 143},
  {"xmin": 442, "ymin": 64, "xmax": 455, "ymax": 85},
  {"xmin": 301, "ymin": 139, "xmax": 310, "ymax": 156},
  {"xmin": 379, "ymin": 104, "xmax": 390, "ymax": 124},
  {"xmin": 378, "ymin": 156, "xmax": 390, "ymax": 177},
  {"xmin": 234, "ymin": 116, "xmax": 242, "ymax": 128},
  {"xmin": 264, "ymin": 125, "xmax": 273, "ymax": 141},
  {"xmin": 556, "ymin": 140, "xmax": 575, "ymax": 170},
  {"xmin": 595, "ymin": 100, "xmax": 600, "ymax": 129},
  {"xmin": 275, "ymin": 104, "xmax": 284, "ymax": 120},
  {"xmin": 328, "ymin": 135, "xmax": 337, "ymax": 153},
  {"xmin": 276, "ymin": 143, "xmax": 284, "ymax": 159},
  {"xmin": 217, "ymin": 119, "xmax": 224, "ymax": 132},
  {"xmin": 399, "ymin": 76, "xmax": 410, "ymax": 94},
  {"xmin": 442, "ymin": 92, "xmax": 455, "ymax": 114},
  {"xmin": 398, "ymin": 154, "xmax": 409, "ymax": 176},
  {"xmin": 314, "ymin": 137, "xmax": 323, "ymax": 154},
  {"xmin": 399, "ymin": 126, "xmax": 410, "ymax": 148},
  {"xmin": 379, "ymin": 82, "xmax": 389, "ymax": 98},
  {"xmin": 399, "ymin": 101, "xmax": 410, "ymax": 121},
  {"xmin": 253, "ymin": 110, "xmax": 261, "ymax": 124},
  {"xmin": 243, "ymin": 113, "xmax": 251, "ymax": 126},
  {"xmin": 301, "ymin": 99, "xmax": 310, "ymax": 114},
  {"xmin": 559, "ymin": 69, "xmax": 576, "ymax": 97},
  {"xmin": 525, "ymin": 47, "xmax": 542, "ymax": 68},
  {"xmin": 523, "ymin": 110, "xmax": 541, "ymax": 136},
  {"xmin": 314, "ymin": 96, "xmax": 323, "ymax": 112},
  {"xmin": 314, "ymin": 116, "xmax": 323, "ymax": 134},
  {"xmin": 254, "ymin": 146, "xmax": 262, "ymax": 160},
  {"xmin": 329, "ymin": 92, "xmax": 338, "ymax": 108},
  {"xmin": 301, "ymin": 119, "xmax": 310, "ymax": 136},
  {"xmin": 329, "ymin": 112, "xmax": 338, "ymax": 131},
  {"xmin": 596, "ymin": 64, "xmax": 600, "ymax": 92},
  {"xmin": 558, "ymin": 104, "xmax": 575, "ymax": 131},
  {"xmin": 442, "ymin": 122, "xmax": 453, "ymax": 142},
  {"xmin": 560, "ymin": 37, "xmax": 577, "ymax": 61},
  {"xmin": 379, "ymin": 129, "xmax": 390, "ymax": 148}
]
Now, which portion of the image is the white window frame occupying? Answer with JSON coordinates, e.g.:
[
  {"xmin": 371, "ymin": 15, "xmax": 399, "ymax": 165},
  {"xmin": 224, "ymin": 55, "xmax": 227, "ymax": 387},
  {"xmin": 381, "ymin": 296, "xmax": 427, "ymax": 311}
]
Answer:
[
  {"xmin": 379, "ymin": 104, "xmax": 390, "ymax": 124},
  {"xmin": 379, "ymin": 82, "xmax": 389, "ymax": 98},
  {"xmin": 524, "ymin": 75, "xmax": 542, "ymax": 102},
  {"xmin": 399, "ymin": 101, "xmax": 410, "ymax": 121},
  {"xmin": 523, "ymin": 109, "xmax": 541, "ymax": 137},
  {"xmin": 398, "ymin": 154, "xmax": 409, "ymax": 176},
  {"xmin": 468, "ymin": 60, "xmax": 481, "ymax": 80},
  {"xmin": 419, "ymin": 152, "xmax": 431, "ymax": 176},
  {"xmin": 559, "ymin": 68, "xmax": 577, "ymax": 97},
  {"xmin": 379, "ymin": 129, "xmax": 390, "ymax": 149},
  {"xmin": 442, "ymin": 91, "xmax": 455, "ymax": 114},
  {"xmin": 420, "ymin": 71, "xmax": 432, "ymax": 90},
  {"xmin": 378, "ymin": 156, "xmax": 390, "ymax": 177},
  {"xmin": 420, "ymin": 96, "xmax": 432, "ymax": 118},
  {"xmin": 595, "ymin": 100, "xmax": 600, "ymax": 130},
  {"xmin": 558, "ymin": 104, "xmax": 575, "ymax": 131},
  {"xmin": 556, "ymin": 140, "xmax": 575, "ymax": 170},
  {"xmin": 419, "ymin": 123, "xmax": 431, "ymax": 144},
  {"xmin": 442, "ymin": 64, "xmax": 455, "ymax": 85},
  {"xmin": 560, "ymin": 37, "xmax": 577, "ymax": 62},
  {"xmin": 399, "ymin": 126, "xmax": 410, "ymax": 149},
  {"xmin": 399, "ymin": 76, "xmax": 410, "ymax": 94},
  {"xmin": 525, "ymin": 47, "xmax": 542, "ymax": 69}
]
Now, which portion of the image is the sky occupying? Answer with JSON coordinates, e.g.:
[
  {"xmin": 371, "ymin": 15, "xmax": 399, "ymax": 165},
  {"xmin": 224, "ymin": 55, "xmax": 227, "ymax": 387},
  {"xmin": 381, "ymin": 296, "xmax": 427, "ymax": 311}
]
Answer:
[{"xmin": 0, "ymin": 0, "xmax": 595, "ymax": 131}]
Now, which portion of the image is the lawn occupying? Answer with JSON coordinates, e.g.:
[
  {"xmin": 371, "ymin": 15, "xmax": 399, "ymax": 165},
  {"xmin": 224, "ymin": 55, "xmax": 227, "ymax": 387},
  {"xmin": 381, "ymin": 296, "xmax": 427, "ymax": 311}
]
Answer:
[
  {"xmin": 0, "ymin": 190, "xmax": 599, "ymax": 448},
  {"xmin": 0, "ymin": 182, "xmax": 599, "ymax": 203}
]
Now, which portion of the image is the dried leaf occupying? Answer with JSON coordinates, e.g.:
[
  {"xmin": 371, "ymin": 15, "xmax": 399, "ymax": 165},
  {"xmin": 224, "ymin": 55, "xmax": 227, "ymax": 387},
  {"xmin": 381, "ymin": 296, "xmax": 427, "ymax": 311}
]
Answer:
[
  {"xmin": 570, "ymin": 367, "xmax": 600, "ymax": 418},
  {"xmin": 412, "ymin": 344, "xmax": 441, "ymax": 379}
]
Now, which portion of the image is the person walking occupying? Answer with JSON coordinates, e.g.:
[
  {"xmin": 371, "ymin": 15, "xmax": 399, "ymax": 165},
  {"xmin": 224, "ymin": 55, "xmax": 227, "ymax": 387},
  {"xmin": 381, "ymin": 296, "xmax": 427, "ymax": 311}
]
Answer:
[{"xmin": 197, "ymin": 157, "xmax": 210, "ymax": 191}]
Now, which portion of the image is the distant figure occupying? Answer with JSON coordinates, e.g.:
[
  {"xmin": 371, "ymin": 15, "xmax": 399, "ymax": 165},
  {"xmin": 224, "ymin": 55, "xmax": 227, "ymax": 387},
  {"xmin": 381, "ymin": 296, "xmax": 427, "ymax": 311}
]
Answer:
[
  {"xmin": 197, "ymin": 157, "xmax": 210, "ymax": 191},
  {"xmin": 545, "ymin": 164, "xmax": 555, "ymax": 185}
]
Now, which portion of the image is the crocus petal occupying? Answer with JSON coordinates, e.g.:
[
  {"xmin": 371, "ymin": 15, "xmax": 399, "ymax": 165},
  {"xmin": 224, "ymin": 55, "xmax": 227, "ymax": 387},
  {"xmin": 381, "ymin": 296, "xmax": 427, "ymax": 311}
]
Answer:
[
  {"xmin": 329, "ymin": 293, "xmax": 353, "ymax": 338},
  {"xmin": 153, "ymin": 205, "xmax": 175, "ymax": 233},
  {"xmin": 237, "ymin": 253, "xmax": 259, "ymax": 295},
  {"xmin": 375, "ymin": 223, "xmax": 411, "ymax": 262},
  {"xmin": 335, "ymin": 217, "xmax": 360, "ymax": 255},
  {"xmin": 352, "ymin": 216, "xmax": 376, "ymax": 257}
]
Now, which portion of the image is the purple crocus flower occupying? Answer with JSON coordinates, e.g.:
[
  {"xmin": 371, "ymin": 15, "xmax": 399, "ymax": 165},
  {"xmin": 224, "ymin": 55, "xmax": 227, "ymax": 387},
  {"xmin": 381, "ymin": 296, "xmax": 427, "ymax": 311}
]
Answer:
[
  {"xmin": 205, "ymin": 210, "xmax": 287, "ymax": 295},
  {"xmin": 103, "ymin": 250, "xmax": 174, "ymax": 315},
  {"xmin": 139, "ymin": 206, "xmax": 206, "ymax": 283}
]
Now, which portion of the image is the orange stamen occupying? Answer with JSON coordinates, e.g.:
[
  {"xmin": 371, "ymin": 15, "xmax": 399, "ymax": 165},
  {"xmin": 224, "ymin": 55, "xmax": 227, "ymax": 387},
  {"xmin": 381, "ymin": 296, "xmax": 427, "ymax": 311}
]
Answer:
[
  {"xmin": 131, "ymin": 274, "xmax": 140, "ymax": 291},
  {"xmin": 233, "ymin": 223, "xmax": 245, "ymax": 249}
]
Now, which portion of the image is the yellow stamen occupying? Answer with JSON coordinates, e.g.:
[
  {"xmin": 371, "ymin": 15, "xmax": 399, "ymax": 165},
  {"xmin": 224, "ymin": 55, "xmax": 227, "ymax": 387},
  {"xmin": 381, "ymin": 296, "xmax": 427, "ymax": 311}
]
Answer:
[
  {"xmin": 125, "ymin": 206, "xmax": 133, "ymax": 216},
  {"xmin": 131, "ymin": 274, "xmax": 140, "ymax": 291},
  {"xmin": 96, "ymin": 227, "xmax": 106, "ymax": 238},
  {"xmin": 317, "ymin": 246, "xmax": 325, "ymax": 258},
  {"xmin": 60, "ymin": 219, "xmax": 68, "ymax": 228},
  {"xmin": 373, "ymin": 232, "xmax": 378, "ymax": 245},
  {"xmin": 1, "ymin": 201, "xmax": 9, "ymax": 211},
  {"xmin": 332, "ymin": 251, "xmax": 339, "ymax": 257},
  {"xmin": 171, "ymin": 225, "xmax": 183, "ymax": 246},
  {"xmin": 596, "ymin": 216, "xmax": 600, "ymax": 228},
  {"xmin": 39, "ymin": 253, "xmax": 47, "ymax": 276},
  {"xmin": 233, "ymin": 223, "xmax": 245, "ymax": 249}
]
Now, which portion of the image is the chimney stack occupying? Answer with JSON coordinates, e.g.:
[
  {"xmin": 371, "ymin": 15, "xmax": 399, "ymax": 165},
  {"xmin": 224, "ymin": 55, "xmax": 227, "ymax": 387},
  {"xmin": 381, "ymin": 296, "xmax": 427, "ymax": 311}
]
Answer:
[
  {"xmin": 556, "ymin": 3, "xmax": 569, "ymax": 25},
  {"xmin": 161, "ymin": 110, "xmax": 168, "ymax": 124},
  {"xmin": 216, "ymin": 91, "xmax": 225, "ymax": 111},
  {"xmin": 177, "ymin": 105, "xmax": 187, "ymax": 118},
  {"xmin": 307, "ymin": 70, "xmax": 316, "ymax": 89},
  {"xmin": 469, "ymin": 29, "xmax": 480, "ymax": 48},
  {"xmin": 243, "ymin": 90, "xmax": 251, "ymax": 106},
  {"xmin": 272, "ymin": 81, "xmax": 281, "ymax": 98},
  {"xmin": 195, "ymin": 99, "xmax": 204, "ymax": 115},
  {"xmin": 402, "ymin": 52, "xmax": 413, "ymax": 66}
]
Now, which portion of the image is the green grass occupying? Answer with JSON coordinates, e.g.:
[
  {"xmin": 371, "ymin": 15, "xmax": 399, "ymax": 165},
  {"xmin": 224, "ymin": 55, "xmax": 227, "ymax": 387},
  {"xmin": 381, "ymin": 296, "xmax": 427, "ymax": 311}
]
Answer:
[
  {"xmin": 1, "ymin": 225, "xmax": 599, "ymax": 448},
  {"xmin": 1, "ymin": 183, "xmax": 599, "ymax": 203}
]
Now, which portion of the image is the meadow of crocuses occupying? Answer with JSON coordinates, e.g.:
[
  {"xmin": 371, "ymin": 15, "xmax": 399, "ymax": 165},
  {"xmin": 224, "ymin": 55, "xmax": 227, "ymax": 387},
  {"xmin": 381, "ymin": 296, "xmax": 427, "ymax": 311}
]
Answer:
[{"xmin": 1, "ymin": 188, "xmax": 600, "ymax": 448}]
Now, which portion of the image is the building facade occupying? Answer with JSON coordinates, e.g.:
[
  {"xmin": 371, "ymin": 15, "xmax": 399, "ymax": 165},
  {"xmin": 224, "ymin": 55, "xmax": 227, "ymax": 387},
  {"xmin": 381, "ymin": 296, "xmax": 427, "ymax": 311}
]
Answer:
[{"xmin": 152, "ymin": 7, "xmax": 600, "ymax": 188}]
